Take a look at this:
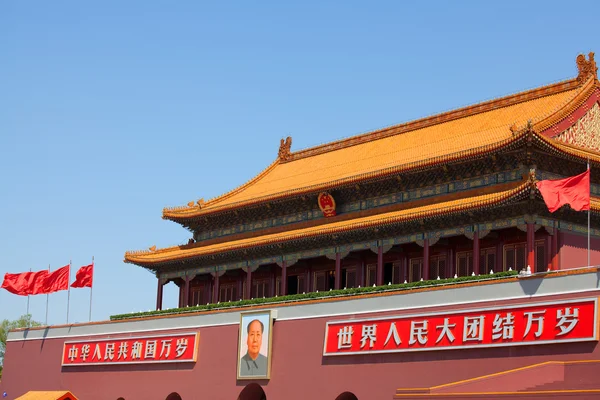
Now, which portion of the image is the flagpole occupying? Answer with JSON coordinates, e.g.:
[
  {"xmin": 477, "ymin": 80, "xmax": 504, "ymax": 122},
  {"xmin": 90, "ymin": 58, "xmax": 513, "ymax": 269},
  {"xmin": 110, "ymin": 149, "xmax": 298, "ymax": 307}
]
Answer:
[
  {"xmin": 45, "ymin": 264, "xmax": 50, "ymax": 325},
  {"xmin": 27, "ymin": 268, "xmax": 31, "ymax": 315},
  {"xmin": 89, "ymin": 256, "xmax": 94, "ymax": 322},
  {"xmin": 588, "ymin": 159, "xmax": 591, "ymax": 267},
  {"xmin": 67, "ymin": 260, "xmax": 71, "ymax": 324}
]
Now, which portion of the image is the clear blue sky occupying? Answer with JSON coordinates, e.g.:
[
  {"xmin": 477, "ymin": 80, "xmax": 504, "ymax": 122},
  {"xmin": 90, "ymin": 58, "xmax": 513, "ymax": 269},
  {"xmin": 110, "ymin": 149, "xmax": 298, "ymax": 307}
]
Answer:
[{"xmin": 1, "ymin": 1, "xmax": 598, "ymax": 325}]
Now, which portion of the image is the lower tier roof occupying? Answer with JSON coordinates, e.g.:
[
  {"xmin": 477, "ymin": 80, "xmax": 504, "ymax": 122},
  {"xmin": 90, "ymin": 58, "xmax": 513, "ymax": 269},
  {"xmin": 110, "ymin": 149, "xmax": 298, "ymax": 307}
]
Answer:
[{"xmin": 125, "ymin": 180, "xmax": 534, "ymax": 267}]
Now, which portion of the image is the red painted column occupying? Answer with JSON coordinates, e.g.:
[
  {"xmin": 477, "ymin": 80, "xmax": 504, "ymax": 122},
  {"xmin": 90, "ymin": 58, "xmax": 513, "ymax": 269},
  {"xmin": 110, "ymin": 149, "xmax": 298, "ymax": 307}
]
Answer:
[
  {"xmin": 245, "ymin": 267, "xmax": 252, "ymax": 299},
  {"xmin": 280, "ymin": 261, "xmax": 288, "ymax": 296},
  {"xmin": 402, "ymin": 254, "xmax": 408, "ymax": 283},
  {"xmin": 376, "ymin": 246, "xmax": 383, "ymax": 286},
  {"xmin": 156, "ymin": 278, "xmax": 164, "ymax": 311},
  {"xmin": 472, "ymin": 231, "xmax": 480, "ymax": 275},
  {"xmin": 527, "ymin": 223, "xmax": 535, "ymax": 271},
  {"xmin": 306, "ymin": 267, "xmax": 312, "ymax": 293},
  {"xmin": 212, "ymin": 272, "xmax": 220, "ymax": 303},
  {"xmin": 423, "ymin": 239, "xmax": 430, "ymax": 281},
  {"xmin": 184, "ymin": 277, "xmax": 190, "ymax": 307},
  {"xmin": 546, "ymin": 234, "xmax": 553, "ymax": 271},
  {"xmin": 334, "ymin": 253, "xmax": 341, "ymax": 290},
  {"xmin": 552, "ymin": 229, "xmax": 559, "ymax": 270}
]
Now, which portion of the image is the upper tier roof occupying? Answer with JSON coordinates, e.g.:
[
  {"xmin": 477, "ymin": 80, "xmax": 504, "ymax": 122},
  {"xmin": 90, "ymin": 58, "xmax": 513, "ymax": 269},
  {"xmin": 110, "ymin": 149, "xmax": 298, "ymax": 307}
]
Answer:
[{"xmin": 163, "ymin": 53, "xmax": 600, "ymax": 220}]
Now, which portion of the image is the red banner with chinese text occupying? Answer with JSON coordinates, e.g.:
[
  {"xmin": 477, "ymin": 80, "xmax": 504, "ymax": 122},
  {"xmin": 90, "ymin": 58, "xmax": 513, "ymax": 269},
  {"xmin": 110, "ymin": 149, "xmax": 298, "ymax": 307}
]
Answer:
[
  {"xmin": 323, "ymin": 298, "xmax": 598, "ymax": 356},
  {"xmin": 62, "ymin": 332, "xmax": 199, "ymax": 366}
]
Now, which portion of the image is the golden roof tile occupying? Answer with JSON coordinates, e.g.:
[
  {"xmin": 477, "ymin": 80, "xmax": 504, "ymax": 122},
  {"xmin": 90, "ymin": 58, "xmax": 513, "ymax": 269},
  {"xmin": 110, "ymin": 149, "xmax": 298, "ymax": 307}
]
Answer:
[{"xmin": 163, "ymin": 54, "xmax": 599, "ymax": 220}]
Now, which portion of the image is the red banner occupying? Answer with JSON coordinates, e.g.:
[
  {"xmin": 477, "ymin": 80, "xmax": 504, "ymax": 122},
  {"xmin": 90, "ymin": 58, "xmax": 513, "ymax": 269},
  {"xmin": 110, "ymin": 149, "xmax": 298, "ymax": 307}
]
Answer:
[
  {"xmin": 323, "ymin": 298, "xmax": 598, "ymax": 356},
  {"xmin": 62, "ymin": 332, "xmax": 199, "ymax": 366}
]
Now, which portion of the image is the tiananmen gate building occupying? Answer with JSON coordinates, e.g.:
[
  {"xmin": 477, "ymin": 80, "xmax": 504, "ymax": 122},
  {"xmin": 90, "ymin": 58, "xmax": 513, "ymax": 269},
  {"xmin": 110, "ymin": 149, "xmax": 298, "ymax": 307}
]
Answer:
[{"xmin": 3, "ymin": 53, "xmax": 600, "ymax": 400}]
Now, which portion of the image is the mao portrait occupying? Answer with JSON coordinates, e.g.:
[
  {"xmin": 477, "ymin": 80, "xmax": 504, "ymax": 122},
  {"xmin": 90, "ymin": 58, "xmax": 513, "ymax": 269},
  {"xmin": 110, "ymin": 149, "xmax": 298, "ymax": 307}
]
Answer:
[{"xmin": 237, "ymin": 310, "xmax": 273, "ymax": 380}]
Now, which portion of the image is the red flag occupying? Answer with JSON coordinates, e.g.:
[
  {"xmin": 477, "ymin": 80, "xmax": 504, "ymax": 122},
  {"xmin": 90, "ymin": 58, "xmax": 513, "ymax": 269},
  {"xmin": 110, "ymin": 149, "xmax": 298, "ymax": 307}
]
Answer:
[
  {"xmin": 71, "ymin": 264, "xmax": 93, "ymax": 288},
  {"xmin": 1, "ymin": 270, "xmax": 50, "ymax": 296},
  {"xmin": 2, "ymin": 272, "xmax": 32, "ymax": 296},
  {"xmin": 536, "ymin": 170, "xmax": 590, "ymax": 213},
  {"xmin": 44, "ymin": 265, "xmax": 70, "ymax": 293}
]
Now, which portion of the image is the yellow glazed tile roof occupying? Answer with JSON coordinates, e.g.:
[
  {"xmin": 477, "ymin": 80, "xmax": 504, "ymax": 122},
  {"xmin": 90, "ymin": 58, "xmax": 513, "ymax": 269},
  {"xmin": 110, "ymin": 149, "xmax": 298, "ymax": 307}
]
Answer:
[
  {"xmin": 16, "ymin": 392, "xmax": 77, "ymax": 400},
  {"xmin": 129, "ymin": 182, "xmax": 531, "ymax": 265},
  {"xmin": 164, "ymin": 73, "xmax": 599, "ymax": 219}
]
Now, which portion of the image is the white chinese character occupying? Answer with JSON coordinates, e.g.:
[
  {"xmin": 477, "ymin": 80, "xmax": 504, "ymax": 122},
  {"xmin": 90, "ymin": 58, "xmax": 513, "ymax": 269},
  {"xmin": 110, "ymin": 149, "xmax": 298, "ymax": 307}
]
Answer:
[
  {"xmin": 80, "ymin": 344, "xmax": 90, "ymax": 361},
  {"xmin": 384, "ymin": 322, "xmax": 402, "ymax": 347},
  {"xmin": 337, "ymin": 326, "xmax": 354, "ymax": 349},
  {"xmin": 117, "ymin": 342, "xmax": 128, "ymax": 360},
  {"xmin": 409, "ymin": 320, "xmax": 428, "ymax": 345},
  {"xmin": 145, "ymin": 340, "xmax": 157, "ymax": 359},
  {"xmin": 104, "ymin": 343, "xmax": 115, "ymax": 360},
  {"xmin": 68, "ymin": 345, "xmax": 78, "ymax": 361},
  {"xmin": 131, "ymin": 341, "xmax": 143, "ymax": 359},
  {"xmin": 435, "ymin": 318, "xmax": 456, "ymax": 344},
  {"xmin": 175, "ymin": 338, "xmax": 188, "ymax": 357},
  {"xmin": 463, "ymin": 316, "xmax": 485, "ymax": 342},
  {"xmin": 360, "ymin": 325, "xmax": 377, "ymax": 349},
  {"xmin": 523, "ymin": 310, "xmax": 545, "ymax": 338},
  {"xmin": 160, "ymin": 339, "xmax": 172, "ymax": 358},
  {"xmin": 492, "ymin": 313, "xmax": 515, "ymax": 340},
  {"xmin": 92, "ymin": 344, "xmax": 102, "ymax": 360},
  {"xmin": 556, "ymin": 308, "xmax": 579, "ymax": 336}
]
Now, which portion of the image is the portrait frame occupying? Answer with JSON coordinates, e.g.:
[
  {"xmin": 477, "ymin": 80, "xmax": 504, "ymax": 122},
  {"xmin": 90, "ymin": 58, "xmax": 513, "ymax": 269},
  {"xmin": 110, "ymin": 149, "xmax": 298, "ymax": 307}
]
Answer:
[{"xmin": 237, "ymin": 309, "xmax": 274, "ymax": 380}]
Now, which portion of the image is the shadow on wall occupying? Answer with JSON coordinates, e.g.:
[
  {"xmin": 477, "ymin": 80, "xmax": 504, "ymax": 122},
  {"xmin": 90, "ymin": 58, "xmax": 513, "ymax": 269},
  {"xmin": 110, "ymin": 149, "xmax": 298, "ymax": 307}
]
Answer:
[
  {"xmin": 335, "ymin": 392, "xmax": 358, "ymax": 400},
  {"xmin": 237, "ymin": 383, "xmax": 267, "ymax": 400}
]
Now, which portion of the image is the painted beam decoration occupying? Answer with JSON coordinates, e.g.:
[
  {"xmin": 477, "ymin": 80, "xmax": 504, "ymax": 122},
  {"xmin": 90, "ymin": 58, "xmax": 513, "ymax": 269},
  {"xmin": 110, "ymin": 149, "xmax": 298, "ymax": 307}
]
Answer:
[
  {"xmin": 323, "ymin": 298, "xmax": 598, "ymax": 356},
  {"xmin": 61, "ymin": 332, "xmax": 199, "ymax": 366}
]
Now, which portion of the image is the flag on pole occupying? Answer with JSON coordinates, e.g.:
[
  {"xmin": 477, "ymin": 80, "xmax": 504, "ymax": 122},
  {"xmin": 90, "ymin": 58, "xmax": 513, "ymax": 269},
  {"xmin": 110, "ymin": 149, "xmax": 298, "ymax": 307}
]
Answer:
[
  {"xmin": 43, "ymin": 265, "xmax": 70, "ymax": 293},
  {"xmin": 536, "ymin": 170, "xmax": 590, "ymax": 213},
  {"xmin": 1, "ymin": 270, "xmax": 49, "ymax": 296},
  {"xmin": 71, "ymin": 264, "xmax": 93, "ymax": 288}
]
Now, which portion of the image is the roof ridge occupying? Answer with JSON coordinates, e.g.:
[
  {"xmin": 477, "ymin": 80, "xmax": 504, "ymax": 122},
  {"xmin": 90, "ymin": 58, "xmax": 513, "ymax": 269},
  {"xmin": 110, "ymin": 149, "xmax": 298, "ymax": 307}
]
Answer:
[
  {"xmin": 163, "ymin": 132, "xmax": 527, "ymax": 219},
  {"xmin": 286, "ymin": 78, "xmax": 579, "ymax": 163},
  {"xmin": 288, "ymin": 52, "xmax": 598, "ymax": 162},
  {"xmin": 531, "ymin": 75, "xmax": 598, "ymax": 133},
  {"xmin": 162, "ymin": 159, "xmax": 281, "ymax": 216}
]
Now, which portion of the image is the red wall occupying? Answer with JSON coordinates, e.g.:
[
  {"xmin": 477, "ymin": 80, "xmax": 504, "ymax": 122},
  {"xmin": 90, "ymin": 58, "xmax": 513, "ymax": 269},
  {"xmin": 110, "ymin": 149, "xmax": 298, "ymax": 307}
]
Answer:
[
  {"xmin": 1, "ymin": 293, "xmax": 599, "ymax": 400},
  {"xmin": 560, "ymin": 232, "xmax": 600, "ymax": 269}
]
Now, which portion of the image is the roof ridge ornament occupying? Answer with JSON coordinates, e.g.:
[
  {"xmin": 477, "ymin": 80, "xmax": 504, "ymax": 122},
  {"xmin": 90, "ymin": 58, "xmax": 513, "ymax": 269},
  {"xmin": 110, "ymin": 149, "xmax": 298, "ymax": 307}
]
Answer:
[
  {"xmin": 278, "ymin": 136, "xmax": 292, "ymax": 161},
  {"xmin": 576, "ymin": 52, "xmax": 597, "ymax": 84}
]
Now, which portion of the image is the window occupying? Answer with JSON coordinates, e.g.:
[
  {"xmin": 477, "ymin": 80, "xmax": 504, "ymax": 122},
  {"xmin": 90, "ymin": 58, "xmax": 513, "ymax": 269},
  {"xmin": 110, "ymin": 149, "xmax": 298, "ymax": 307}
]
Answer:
[
  {"xmin": 504, "ymin": 241, "xmax": 546, "ymax": 272},
  {"xmin": 190, "ymin": 286, "xmax": 206, "ymax": 306},
  {"xmin": 275, "ymin": 277, "xmax": 281, "ymax": 296},
  {"xmin": 456, "ymin": 251, "xmax": 473, "ymax": 277},
  {"xmin": 535, "ymin": 240, "xmax": 546, "ymax": 273},
  {"xmin": 409, "ymin": 258, "xmax": 423, "ymax": 282},
  {"xmin": 366, "ymin": 264, "xmax": 377, "ymax": 286},
  {"xmin": 429, "ymin": 255, "xmax": 447, "ymax": 279},
  {"xmin": 252, "ymin": 279, "xmax": 270, "ymax": 298},
  {"xmin": 314, "ymin": 271, "xmax": 334, "ymax": 292},
  {"xmin": 342, "ymin": 268, "xmax": 357, "ymax": 288},
  {"xmin": 219, "ymin": 284, "xmax": 237, "ymax": 302},
  {"xmin": 479, "ymin": 247, "xmax": 496, "ymax": 274}
]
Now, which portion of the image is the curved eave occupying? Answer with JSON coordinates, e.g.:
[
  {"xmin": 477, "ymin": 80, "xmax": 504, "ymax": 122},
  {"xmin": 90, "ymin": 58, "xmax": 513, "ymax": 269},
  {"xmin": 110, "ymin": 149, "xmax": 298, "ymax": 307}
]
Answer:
[
  {"xmin": 128, "ymin": 181, "xmax": 532, "ymax": 267},
  {"xmin": 532, "ymin": 133, "xmax": 600, "ymax": 165},
  {"xmin": 162, "ymin": 132, "xmax": 526, "ymax": 222}
]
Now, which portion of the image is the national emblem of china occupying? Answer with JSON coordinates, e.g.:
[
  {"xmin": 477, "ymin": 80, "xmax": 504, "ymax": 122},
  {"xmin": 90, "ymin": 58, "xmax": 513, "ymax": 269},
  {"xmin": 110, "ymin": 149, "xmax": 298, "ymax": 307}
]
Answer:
[{"xmin": 318, "ymin": 192, "xmax": 337, "ymax": 217}]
